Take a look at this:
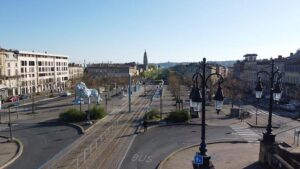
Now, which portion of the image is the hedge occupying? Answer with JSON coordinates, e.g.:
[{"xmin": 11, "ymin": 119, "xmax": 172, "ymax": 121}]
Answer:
[
  {"xmin": 144, "ymin": 109, "xmax": 160, "ymax": 120},
  {"xmin": 90, "ymin": 105, "xmax": 106, "ymax": 120},
  {"xmin": 165, "ymin": 110, "xmax": 190, "ymax": 123},
  {"xmin": 59, "ymin": 108, "xmax": 85, "ymax": 122}
]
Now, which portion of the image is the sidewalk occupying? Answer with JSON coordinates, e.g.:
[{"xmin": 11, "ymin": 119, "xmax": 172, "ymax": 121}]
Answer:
[
  {"xmin": 0, "ymin": 137, "xmax": 19, "ymax": 169},
  {"xmin": 159, "ymin": 142, "xmax": 264, "ymax": 169}
]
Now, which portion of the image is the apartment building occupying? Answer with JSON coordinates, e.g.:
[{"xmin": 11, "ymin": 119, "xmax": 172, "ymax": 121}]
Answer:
[
  {"xmin": 0, "ymin": 49, "xmax": 18, "ymax": 96},
  {"xmin": 68, "ymin": 63, "xmax": 84, "ymax": 80},
  {"xmin": 0, "ymin": 48, "xmax": 69, "ymax": 96},
  {"xmin": 86, "ymin": 62, "xmax": 139, "ymax": 77},
  {"xmin": 18, "ymin": 50, "xmax": 69, "ymax": 94},
  {"xmin": 233, "ymin": 50, "xmax": 300, "ymax": 97}
]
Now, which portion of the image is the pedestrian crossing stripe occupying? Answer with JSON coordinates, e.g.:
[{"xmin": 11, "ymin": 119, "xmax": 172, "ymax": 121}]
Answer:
[{"xmin": 230, "ymin": 124, "xmax": 260, "ymax": 142}]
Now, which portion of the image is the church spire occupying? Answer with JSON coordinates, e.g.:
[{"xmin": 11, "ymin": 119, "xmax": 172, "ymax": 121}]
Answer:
[{"xmin": 143, "ymin": 49, "xmax": 148, "ymax": 71}]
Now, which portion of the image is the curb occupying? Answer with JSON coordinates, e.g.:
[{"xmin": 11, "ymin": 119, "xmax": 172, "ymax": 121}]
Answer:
[
  {"xmin": 0, "ymin": 137, "xmax": 23, "ymax": 169},
  {"xmin": 141, "ymin": 122, "xmax": 205, "ymax": 132},
  {"xmin": 157, "ymin": 139, "xmax": 251, "ymax": 169},
  {"xmin": 65, "ymin": 122, "xmax": 85, "ymax": 135},
  {"xmin": 61, "ymin": 115, "xmax": 109, "ymax": 135},
  {"xmin": 246, "ymin": 121, "xmax": 280, "ymax": 129},
  {"xmin": 84, "ymin": 116, "xmax": 108, "ymax": 133}
]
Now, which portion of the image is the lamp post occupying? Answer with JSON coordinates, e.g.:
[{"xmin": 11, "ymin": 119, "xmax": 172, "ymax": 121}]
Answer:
[
  {"xmin": 255, "ymin": 59, "xmax": 282, "ymax": 143},
  {"xmin": 190, "ymin": 58, "xmax": 224, "ymax": 169},
  {"xmin": 128, "ymin": 74, "xmax": 131, "ymax": 113},
  {"xmin": 255, "ymin": 77, "xmax": 263, "ymax": 125},
  {"xmin": 31, "ymin": 86, "xmax": 35, "ymax": 114}
]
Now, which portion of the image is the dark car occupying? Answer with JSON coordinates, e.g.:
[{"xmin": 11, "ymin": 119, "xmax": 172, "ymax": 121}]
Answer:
[{"xmin": 19, "ymin": 94, "xmax": 29, "ymax": 100}]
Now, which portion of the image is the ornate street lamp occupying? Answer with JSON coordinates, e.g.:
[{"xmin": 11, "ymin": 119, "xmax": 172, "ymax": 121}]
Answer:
[
  {"xmin": 190, "ymin": 85, "xmax": 202, "ymax": 113},
  {"xmin": 191, "ymin": 58, "xmax": 224, "ymax": 169},
  {"xmin": 273, "ymin": 81, "xmax": 282, "ymax": 102},
  {"xmin": 255, "ymin": 77, "xmax": 263, "ymax": 99},
  {"xmin": 214, "ymin": 83, "xmax": 224, "ymax": 114},
  {"xmin": 255, "ymin": 58, "xmax": 283, "ymax": 143},
  {"xmin": 254, "ymin": 77, "xmax": 263, "ymax": 125}
]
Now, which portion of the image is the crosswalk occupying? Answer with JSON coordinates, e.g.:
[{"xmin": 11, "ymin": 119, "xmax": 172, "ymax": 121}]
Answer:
[{"xmin": 230, "ymin": 123, "xmax": 260, "ymax": 143}]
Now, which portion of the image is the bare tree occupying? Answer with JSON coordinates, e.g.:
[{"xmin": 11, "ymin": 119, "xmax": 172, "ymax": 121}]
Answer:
[{"xmin": 222, "ymin": 75, "xmax": 245, "ymax": 108}]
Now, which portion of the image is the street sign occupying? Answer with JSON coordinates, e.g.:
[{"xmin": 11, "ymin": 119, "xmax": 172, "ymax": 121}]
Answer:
[{"xmin": 194, "ymin": 154, "xmax": 203, "ymax": 165}]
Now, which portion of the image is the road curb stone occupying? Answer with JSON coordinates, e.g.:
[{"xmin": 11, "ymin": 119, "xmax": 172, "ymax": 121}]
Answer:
[{"xmin": 0, "ymin": 136, "xmax": 23, "ymax": 169}]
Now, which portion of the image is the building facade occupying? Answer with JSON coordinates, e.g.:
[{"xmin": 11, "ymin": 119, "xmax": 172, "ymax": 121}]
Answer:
[
  {"xmin": 0, "ymin": 49, "xmax": 18, "ymax": 96},
  {"xmin": 233, "ymin": 51, "xmax": 300, "ymax": 97},
  {"xmin": 0, "ymin": 48, "xmax": 69, "ymax": 96},
  {"xmin": 86, "ymin": 62, "xmax": 139, "ymax": 78},
  {"xmin": 68, "ymin": 63, "xmax": 84, "ymax": 80}
]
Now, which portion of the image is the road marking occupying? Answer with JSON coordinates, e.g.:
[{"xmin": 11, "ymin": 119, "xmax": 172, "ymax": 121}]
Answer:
[
  {"xmin": 230, "ymin": 123, "xmax": 260, "ymax": 143},
  {"xmin": 131, "ymin": 154, "xmax": 153, "ymax": 163}
]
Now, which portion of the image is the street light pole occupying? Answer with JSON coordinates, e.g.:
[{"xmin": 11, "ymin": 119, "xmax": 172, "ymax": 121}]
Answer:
[
  {"xmin": 32, "ymin": 89, "xmax": 35, "ymax": 114},
  {"xmin": 8, "ymin": 106, "xmax": 13, "ymax": 142},
  {"xmin": 105, "ymin": 94, "xmax": 108, "ymax": 114},
  {"xmin": 160, "ymin": 89, "xmax": 163, "ymax": 121},
  {"xmin": 200, "ymin": 58, "xmax": 207, "ymax": 157},
  {"xmin": 128, "ymin": 74, "xmax": 131, "ymax": 113},
  {"xmin": 255, "ymin": 59, "xmax": 282, "ymax": 143},
  {"xmin": 256, "ymin": 98, "xmax": 259, "ymax": 125},
  {"xmin": 190, "ymin": 58, "xmax": 224, "ymax": 169}
]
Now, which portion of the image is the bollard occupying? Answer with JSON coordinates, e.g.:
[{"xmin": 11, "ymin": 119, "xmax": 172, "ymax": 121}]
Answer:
[{"xmin": 76, "ymin": 158, "xmax": 79, "ymax": 169}]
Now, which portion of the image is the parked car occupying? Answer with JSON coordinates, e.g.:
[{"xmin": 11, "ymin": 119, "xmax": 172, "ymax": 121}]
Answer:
[
  {"xmin": 7, "ymin": 96, "xmax": 19, "ymax": 102},
  {"xmin": 280, "ymin": 104, "xmax": 296, "ymax": 112},
  {"xmin": 59, "ymin": 91, "xmax": 71, "ymax": 97},
  {"xmin": 290, "ymin": 100, "xmax": 300, "ymax": 107},
  {"xmin": 19, "ymin": 94, "xmax": 29, "ymax": 100}
]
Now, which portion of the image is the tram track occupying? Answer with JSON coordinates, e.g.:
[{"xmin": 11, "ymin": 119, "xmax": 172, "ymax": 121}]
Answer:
[{"xmin": 47, "ymin": 86, "xmax": 156, "ymax": 169}]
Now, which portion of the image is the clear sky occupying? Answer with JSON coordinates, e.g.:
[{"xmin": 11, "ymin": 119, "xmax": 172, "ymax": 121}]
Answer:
[{"xmin": 1, "ymin": 0, "xmax": 300, "ymax": 64}]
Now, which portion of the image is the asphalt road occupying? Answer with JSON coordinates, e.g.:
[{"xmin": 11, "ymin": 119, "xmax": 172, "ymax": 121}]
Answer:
[
  {"xmin": 120, "ymin": 125, "xmax": 240, "ymax": 169},
  {"xmin": 1, "ymin": 121, "xmax": 81, "ymax": 169},
  {"xmin": 0, "ymin": 95, "xmax": 83, "ymax": 169}
]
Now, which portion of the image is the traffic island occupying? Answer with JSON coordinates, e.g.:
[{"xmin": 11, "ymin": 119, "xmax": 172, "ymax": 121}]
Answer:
[{"xmin": 158, "ymin": 141, "xmax": 264, "ymax": 169}]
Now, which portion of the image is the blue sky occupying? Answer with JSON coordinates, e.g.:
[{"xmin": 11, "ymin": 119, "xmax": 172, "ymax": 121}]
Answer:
[{"xmin": 1, "ymin": 0, "xmax": 300, "ymax": 64}]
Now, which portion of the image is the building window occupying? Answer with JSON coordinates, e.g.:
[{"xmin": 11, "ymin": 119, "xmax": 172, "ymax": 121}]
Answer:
[
  {"xmin": 8, "ymin": 69, "xmax": 10, "ymax": 76},
  {"xmin": 29, "ymin": 61, "xmax": 35, "ymax": 66},
  {"xmin": 38, "ymin": 61, "xmax": 42, "ymax": 66},
  {"xmin": 7, "ymin": 63, "xmax": 10, "ymax": 67},
  {"xmin": 21, "ymin": 68, "xmax": 24, "ymax": 73}
]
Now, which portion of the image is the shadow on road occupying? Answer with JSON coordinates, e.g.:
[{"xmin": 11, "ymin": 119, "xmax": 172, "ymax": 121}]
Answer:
[
  {"xmin": 9, "ymin": 119, "xmax": 83, "ymax": 135},
  {"xmin": 243, "ymin": 161, "xmax": 264, "ymax": 169}
]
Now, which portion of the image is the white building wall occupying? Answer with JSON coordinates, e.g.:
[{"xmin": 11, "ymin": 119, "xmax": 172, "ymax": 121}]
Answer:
[{"xmin": 17, "ymin": 51, "xmax": 69, "ymax": 95}]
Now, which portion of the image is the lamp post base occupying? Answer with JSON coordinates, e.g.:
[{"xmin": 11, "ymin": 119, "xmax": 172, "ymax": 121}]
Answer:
[
  {"xmin": 262, "ymin": 133, "xmax": 276, "ymax": 143},
  {"xmin": 192, "ymin": 155, "xmax": 214, "ymax": 169}
]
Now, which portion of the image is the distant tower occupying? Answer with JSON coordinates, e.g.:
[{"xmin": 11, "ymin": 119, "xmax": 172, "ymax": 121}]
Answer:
[{"xmin": 143, "ymin": 50, "xmax": 148, "ymax": 70}]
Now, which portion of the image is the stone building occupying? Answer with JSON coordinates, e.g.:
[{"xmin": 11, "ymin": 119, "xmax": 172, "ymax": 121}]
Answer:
[
  {"xmin": 0, "ymin": 48, "xmax": 69, "ymax": 96},
  {"xmin": 86, "ymin": 62, "xmax": 139, "ymax": 78},
  {"xmin": 233, "ymin": 50, "xmax": 300, "ymax": 97}
]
